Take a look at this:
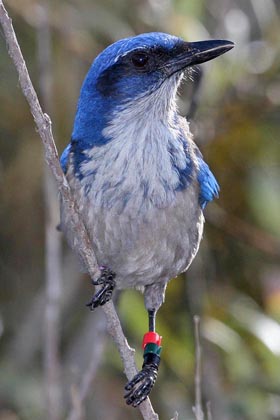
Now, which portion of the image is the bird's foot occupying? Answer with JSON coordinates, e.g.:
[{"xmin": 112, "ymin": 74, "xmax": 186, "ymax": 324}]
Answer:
[
  {"xmin": 124, "ymin": 332, "xmax": 162, "ymax": 407},
  {"xmin": 86, "ymin": 266, "xmax": 116, "ymax": 310},
  {"xmin": 124, "ymin": 363, "xmax": 159, "ymax": 407}
]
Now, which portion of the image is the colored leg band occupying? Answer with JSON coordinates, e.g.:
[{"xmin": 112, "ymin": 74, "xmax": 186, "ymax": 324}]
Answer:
[
  {"xmin": 142, "ymin": 332, "xmax": 162, "ymax": 369},
  {"xmin": 142, "ymin": 331, "xmax": 162, "ymax": 348}
]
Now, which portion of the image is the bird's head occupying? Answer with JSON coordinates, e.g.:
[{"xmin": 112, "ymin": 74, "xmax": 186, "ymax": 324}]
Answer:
[
  {"xmin": 72, "ymin": 32, "xmax": 233, "ymax": 147},
  {"xmin": 93, "ymin": 32, "xmax": 233, "ymax": 101}
]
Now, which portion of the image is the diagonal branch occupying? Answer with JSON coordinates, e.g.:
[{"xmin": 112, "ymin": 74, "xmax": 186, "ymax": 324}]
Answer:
[{"xmin": 0, "ymin": 2, "xmax": 158, "ymax": 419}]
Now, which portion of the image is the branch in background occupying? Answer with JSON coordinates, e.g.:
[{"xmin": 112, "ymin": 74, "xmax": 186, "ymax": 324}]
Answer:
[
  {"xmin": 206, "ymin": 402, "xmax": 213, "ymax": 420},
  {"xmin": 193, "ymin": 316, "xmax": 204, "ymax": 420},
  {"xmin": 193, "ymin": 317, "xmax": 216, "ymax": 420},
  {"xmin": 0, "ymin": 2, "xmax": 158, "ymax": 419},
  {"xmin": 36, "ymin": 3, "xmax": 63, "ymax": 420},
  {"xmin": 7, "ymin": 252, "xmax": 80, "ymax": 368},
  {"xmin": 207, "ymin": 204, "xmax": 280, "ymax": 258},
  {"xmin": 66, "ymin": 311, "xmax": 107, "ymax": 420}
]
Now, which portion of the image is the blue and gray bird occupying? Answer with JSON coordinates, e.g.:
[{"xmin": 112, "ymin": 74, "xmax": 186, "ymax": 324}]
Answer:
[{"xmin": 60, "ymin": 32, "xmax": 234, "ymax": 406}]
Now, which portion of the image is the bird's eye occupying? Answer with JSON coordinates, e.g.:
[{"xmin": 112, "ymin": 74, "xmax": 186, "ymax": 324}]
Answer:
[{"xmin": 131, "ymin": 52, "xmax": 149, "ymax": 68}]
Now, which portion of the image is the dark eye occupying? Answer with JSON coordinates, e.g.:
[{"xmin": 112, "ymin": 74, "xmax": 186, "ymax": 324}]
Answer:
[{"xmin": 131, "ymin": 52, "xmax": 149, "ymax": 68}]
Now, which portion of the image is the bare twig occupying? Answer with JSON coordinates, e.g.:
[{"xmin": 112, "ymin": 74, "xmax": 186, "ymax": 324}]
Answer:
[
  {"xmin": 206, "ymin": 401, "xmax": 213, "ymax": 420},
  {"xmin": 66, "ymin": 312, "xmax": 107, "ymax": 420},
  {"xmin": 36, "ymin": 3, "xmax": 63, "ymax": 420},
  {"xmin": 0, "ymin": 3, "xmax": 158, "ymax": 419},
  {"xmin": 193, "ymin": 316, "xmax": 204, "ymax": 420},
  {"xmin": 8, "ymin": 252, "xmax": 80, "ymax": 368},
  {"xmin": 0, "ymin": 1, "xmax": 98, "ymax": 279},
  {"xmin": 207, "ymin": 204, "xmax": 280, "ymax": 259}
]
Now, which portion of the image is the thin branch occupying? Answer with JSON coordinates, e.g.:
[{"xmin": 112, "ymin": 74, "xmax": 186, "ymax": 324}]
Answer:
[
  {"xmin": 66, "ymin": 312, "xmax": 107, "ymax": 420},
  {"xmin": 193, "ymin": 316, "xmax": 204, "ymax": 420},
  {"xmin": 0, "ymin": 3, "xmax": 158, "ymax": 419},
  {"xmin": 36, "ymin": 3, "xmax": 63, "ymax": 420},
  {"xmin": 206, "ymin": 401, "xmax": 213, "ymax": 420},
  {"xmin": 7, "ymin": 252, "xmax": 80, "ymax": 368},
  {"xmin": 207, "ymin": 204, "xmax": 280, "ymax": 259},
  {"xmin": 0, "ymin": 1, "xmax": 97, "ymax": 279}
]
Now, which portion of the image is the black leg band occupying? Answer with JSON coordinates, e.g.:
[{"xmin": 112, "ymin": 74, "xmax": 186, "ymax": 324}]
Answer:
[{"xmin": 124, "ymin": 332, "xmax": 162, "ymax": 407}]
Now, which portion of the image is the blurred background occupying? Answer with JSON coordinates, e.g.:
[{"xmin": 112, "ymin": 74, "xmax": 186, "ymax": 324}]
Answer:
[{"xmin": 0, "ymin": 0, "xmax": 280, "ymax": 419}]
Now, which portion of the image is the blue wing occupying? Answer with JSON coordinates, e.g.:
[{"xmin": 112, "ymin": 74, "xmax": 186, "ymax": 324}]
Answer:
[
  {"xmin": 60, "ymin": 143, "xmax": 71, "ymax": 174},
  {"xmin": 197, "ymin": 156, "xmax": 219, "ymax": 209}
]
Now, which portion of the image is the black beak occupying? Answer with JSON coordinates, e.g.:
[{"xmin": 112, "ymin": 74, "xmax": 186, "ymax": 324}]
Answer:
[{"xmin": 167, "ymin": 39, "xmax": 234, "ymax": 74}]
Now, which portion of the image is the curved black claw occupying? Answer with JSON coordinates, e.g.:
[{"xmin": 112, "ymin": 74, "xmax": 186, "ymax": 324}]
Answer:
[
  {"xmin": 124, "ymin": 364, "xmax": 158, "ymax": 407},
  {"xmin": 86, "ymin": 267, "xmax": 116, "ymax": 310}
]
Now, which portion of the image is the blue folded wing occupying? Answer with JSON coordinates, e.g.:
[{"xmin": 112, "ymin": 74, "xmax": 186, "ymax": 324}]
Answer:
[
  {"xmin": 60, "ymin": 143, "xmax": 71, "ymax": 174},
  {"xmin": 197, "ymin": 157, "xmax": 219, "ymax": 209}
]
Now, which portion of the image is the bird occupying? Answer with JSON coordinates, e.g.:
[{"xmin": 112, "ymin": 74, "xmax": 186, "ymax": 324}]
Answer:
[{"xmin": 60, "ymin": 32, "xmax": 234, "ymax": 407}]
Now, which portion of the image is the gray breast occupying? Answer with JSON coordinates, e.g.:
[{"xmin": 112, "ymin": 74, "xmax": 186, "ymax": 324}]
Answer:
[
  {"xmin": 62, "ymin": 175, "xmax": 204, "ymax": 290},
  {"xmin": 61, "ymin": 112, "xmax": 204, "ymax": 288}
]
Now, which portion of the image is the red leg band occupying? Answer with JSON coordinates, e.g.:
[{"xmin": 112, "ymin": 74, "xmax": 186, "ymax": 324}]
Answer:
[{"xmin": 142, "ymin": 331, "xmax": 162, "ymax": 349}]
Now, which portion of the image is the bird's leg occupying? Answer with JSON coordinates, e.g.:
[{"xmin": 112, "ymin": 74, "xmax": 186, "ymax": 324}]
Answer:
[
  {"xmin": 124, "ymin": 309, "xmax": 162, "ymax": 407},
  {"xmin": 86, "ymin": 266, "xmax": 116, "ymax": 310}
]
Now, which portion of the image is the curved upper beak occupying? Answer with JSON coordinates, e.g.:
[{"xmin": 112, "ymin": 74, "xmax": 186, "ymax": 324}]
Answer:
[{"xmin": 166, "ymin": 39, "xmax": 234, "ymax": 74}]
